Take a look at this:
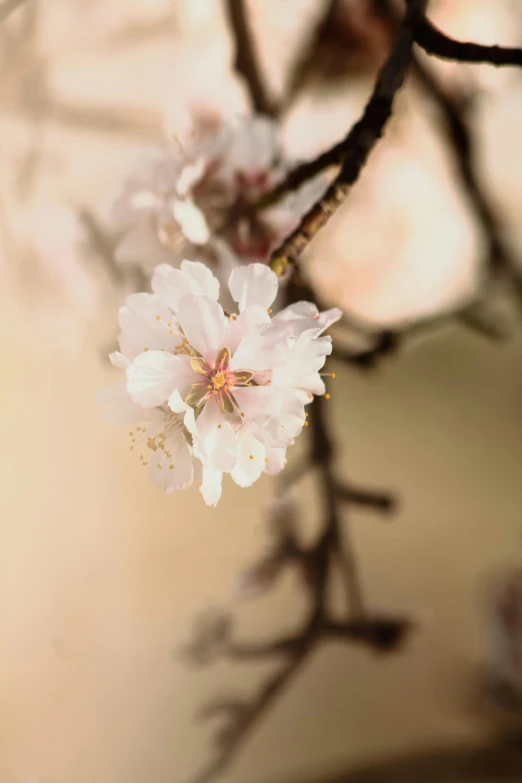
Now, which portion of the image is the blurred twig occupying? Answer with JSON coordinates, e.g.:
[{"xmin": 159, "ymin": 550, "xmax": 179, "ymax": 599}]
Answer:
[
  {"xmin": 224, "ymin": 0, "xmax": 278, "ymax": 117},
  {"xmin": 417, "ymin": 18, "xmax": 522, "ymax": 68},
  {"xmin": 268, "ymin": 0, "xmax": 428, "ymax": 277},
  {"xmin": 186, "ymin": 282, "xmax": 410, "ymax": 783}
]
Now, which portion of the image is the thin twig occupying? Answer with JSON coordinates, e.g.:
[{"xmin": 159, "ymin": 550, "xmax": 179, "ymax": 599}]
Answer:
[
  {"xmin": 269, "ymin": 0, "xmax": 428, "ymax": 276},
  {"xmin": 417, "ymin": 18, "xmax": 522, "ymax": 68},
  {"xmin": 224, "ymin": 0, "xmax": 278, "ymax": 117}
]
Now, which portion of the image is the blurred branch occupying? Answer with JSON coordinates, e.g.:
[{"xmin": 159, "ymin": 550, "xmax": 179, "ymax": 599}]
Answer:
[
  {"xmin": 186, "ymin": 284, "xmax": 410, "ymax": 783},
  {"xmin": 417, "ymin": 18, "xmax": 522, "ymax": 68},
  {"xmin": 224, "ymin": 0, "xmax": 278, "ymax": 117},
  {"xmin": 269, "ymin": 0, "xmax": 428, "ymax": 276},
  {"xmin": 0, "ymin": 0, "xmax": 30, "ymax": 24},
  {"xmin": 371, "ymin": 0, "xmax": 522, "ymax": 309}
]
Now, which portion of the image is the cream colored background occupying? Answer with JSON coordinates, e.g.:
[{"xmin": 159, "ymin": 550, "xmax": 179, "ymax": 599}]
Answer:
[{"xmin": 1, "ymin": 2, "xmax": 522, "ymax": 782}]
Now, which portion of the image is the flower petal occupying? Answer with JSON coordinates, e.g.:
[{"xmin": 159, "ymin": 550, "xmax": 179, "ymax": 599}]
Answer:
[
  {"xmin": 152, "ymin": 260, "xmax": 220, "ymax": 313},
  {"xmin": 200, "ymin": 467, "xmax": 223, "ymax": 507},
  {"xmin": 228, "ymin": 263, "xmax": 278, "ymax": 312},
  {"xmin": 223, "ymin": 305, "xmax": 270, "ymax": 354},
  {"xmin": 264, "ymin": 447, "xmax": 287, "ymax": 475},
  {"xmin": 250, "ymin": 389, "xmax": 306, "ymax": 448},
  {"xmin": 273, "ymin": 301, "xmax": 342, "ymax": 337},
  {"xmin": 230, "ymin": 323, "xmax": 289, "ymax": 372},
  {"xmin": 127, "ymin": 351, "xmax": 195, "ymax": 408},
  {"xmin": 177, "ymin": 294, "xmax": 226, "ymax": 365},
  {"xmin": 148, "ymin": 431, "xmax": 194, "ymax": 492},
  {"xmin": 231, "ymin": 429, "xmax": 266, "ymax": 488},
  {"xmin": 193, "ymin": 398, "xmax": 237, "ymax": 472}
]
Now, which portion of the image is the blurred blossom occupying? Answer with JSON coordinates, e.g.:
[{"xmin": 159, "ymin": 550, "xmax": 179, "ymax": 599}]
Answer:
[
  {"xmin": 109, "ymin": 115, "xmax": 327, "ymax": 282},
  {"xmin": 99, "ymin": 261, "xmax": 340, "ymax": 505},
  {"xmin": 0, "ymin": 203, "xmax": 100, "ymax": 355}
]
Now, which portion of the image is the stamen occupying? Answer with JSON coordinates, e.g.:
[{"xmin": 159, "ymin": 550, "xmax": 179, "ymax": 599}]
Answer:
[{"xmin": 325, "ymin": 393, "xmax": 331, "ymax": 400}]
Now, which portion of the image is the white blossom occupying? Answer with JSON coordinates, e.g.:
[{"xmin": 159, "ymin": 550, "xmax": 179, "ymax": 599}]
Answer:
[
  {"xmin": 109, "ymin": 115, "xmax": 326, "ymax": 279},
  {"xmin": 100, "ymin": 261, "xmax": 341, "ymax": 505}
]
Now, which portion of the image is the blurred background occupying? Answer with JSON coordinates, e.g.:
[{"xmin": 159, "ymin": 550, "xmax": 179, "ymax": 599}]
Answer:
[{"xmin": 1, "ymin": 1, "xmax": 522, "ymax": 781}]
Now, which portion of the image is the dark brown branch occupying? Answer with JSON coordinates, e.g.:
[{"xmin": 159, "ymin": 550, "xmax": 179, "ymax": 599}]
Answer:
[
  {"xmin": 225, "ymin": 636, "xmax": 303, "ymax": 660},
  {"xmin": 335, "ymin": 483, "xmax": 396, "ymax": 513},
  {"xmin": 417, "ymin": 18, "xmax": 522, "ymax": 68},
  {"xmin": 322, "ymin": 617, "xmax": 413, "ymax": 651},
  {"xmin": 224, "ymin": 0, "xmax": 278, "ymax": 117},
  {"xmin": 269, "ymin": 0, "xmax": 427, "ymax": 276}
]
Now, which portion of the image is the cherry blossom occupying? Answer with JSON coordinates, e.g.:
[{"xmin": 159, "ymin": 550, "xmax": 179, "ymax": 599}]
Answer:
[
  {"xmin": 100, "ymin": 261, "xmax": 341, "ymax": 505},
  {"xmin": 109, "ymin": 115, "xmax": 326, "ymax": 278}
]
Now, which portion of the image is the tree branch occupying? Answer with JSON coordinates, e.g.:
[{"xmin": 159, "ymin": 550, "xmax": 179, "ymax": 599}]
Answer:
[
  {"xmin": 416, "ymin": 18, "xmax": 522, "ymax": 68},
  {"xmin": 224, "ymin": 0, "xmax": 278, "ymax": 117},
  {"xmin": 269, "ymin": 0, "xmax": 428, "ymax": 277}
]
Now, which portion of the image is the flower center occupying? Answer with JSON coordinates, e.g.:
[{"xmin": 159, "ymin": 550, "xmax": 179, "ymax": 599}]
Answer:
[{"xmin": 212, "ymin": 370, "xmax": 227, "ymax": 391}]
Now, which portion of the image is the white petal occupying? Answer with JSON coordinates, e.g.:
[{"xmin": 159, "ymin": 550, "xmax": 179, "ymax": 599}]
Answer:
[
  {"xmin": 232, "ymin": 386, "xmax": 279, "ymax": 422},
  {"xmin": 200, "ymin": 467, "xmax": 223, "ymax": 507},
  {"xmin": 148, "ymin": 432, "xmax": 194, "ymax": 493},
  {"xmin": 109, "ymin": 351, "xmax": 130, "ymax": 369},
  {"xmin": 223, "ymin": 306, "xmax": 270, "ymax": 354},
  {"xmin": 97, "ymin": 384, "xmax": 150, "ymax": 425},
  {"xmin": 273, "ymin": 302, "xmax": 342, "ymax": 337},
  {"xmin": 168, "ymin": 388, "xmax": 197, "ymax": 435},
  {"xmin": 230, "ymin": 323, "xmax": 289, "ymax": 372},
  {"xmin": 193, "ymin": 398, "xmax": 237, "ymax": 472},
  {"xmin": 177, "ymin": 294, "xmax": 226, "ymax": 365},
  {"xmin": 118, "ymin": 293, "xmax": 180, "ymax": 359},
  {"xmin": 180, "ymin": 259, "xmax": 220, "ymax": 300},
  {"xmin": 251, "ymin": 390, "xmax": 306, "ymax": 448},
  {"xmin": 151, "ymin": 261, "xmax": 220, "ymax": 313},
  {"xmin": 172, "ymin": 200, "xmax": 210, "ymax": 244},
  {"xmin": 264, "ymin": 447, "xmax": 287, "ymax": 475},
  {"xmin": 231, "ymin": 429, "xmax": 266, "ymax": 488},
  {"xmin": 228, "ymin": 263, "xmax": 278, "ymax": 312},
  {"xmin": 127, "ymin": 351, "xmax": 192, "ymax": 408}
]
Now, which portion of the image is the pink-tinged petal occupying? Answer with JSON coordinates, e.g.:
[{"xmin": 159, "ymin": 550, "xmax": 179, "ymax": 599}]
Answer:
[
  {"xmin": 177, "ymin": 294, "xmax": 226, "ymax": 365},
  {"xmin": 152, "ymin": 261, "xmax": 220, "ymax": 312},
  {"xmin": 194, "ymin": 398, "xmax": 237, "ymax": 472},
  {"xmin": 200, "ymin": 467, "xmax": 223, "ymax": 507},
  {"xmin": 118, "ymin": 292, "xmax": 181, "ymax": 358},
  {"xmin": 273, "ymin": 302, "xmax": 342, "ymax": 337},
  {"xmin": 264, "ymin": 447, "xmax": 287, "ymax": 475},
  {"xmin": 109, "ymin": 351, "xmax": 129, "ymax": 369},
  {"xmin": 228, "ymin": 263, "xmax": 278, "ymax": 312},
  {"xmin": 251, "ymin": 390, "xmax": 306, "ymax": 448},
  {"xmin": 231, "ymin": 386, "xmax": 278, "ymax": 422},
  {"xmin": 127, "ymin": 351, "xmax": 195, "ymax": 408},
  {"xmin": 168, "ymin": 389, "xmax": 197, "ymax": 435},
  {"xmin": 180, "ymin": 260, "xmax": 220, "ymax": 300},
  {"xmin": 231, "ymin": 429, "xmax": 266, "ymax": 487},
  {"xmin": 271, "ymin": 334, "xmax": 332, "ymax": 390},
  {"xmin": 223, "ymin": 306, "xmax": 271, "ymax": 353},
  {"xmin": 97, "ymin": 384, "xmax": 151, "ymax": 425},
  {"xmin": 230, "ymin": 323, "xmax": 289, "ymax": 372},
  {"xmin": 148, "ymin": 431, "xmax": 194, "ymax": 492}
]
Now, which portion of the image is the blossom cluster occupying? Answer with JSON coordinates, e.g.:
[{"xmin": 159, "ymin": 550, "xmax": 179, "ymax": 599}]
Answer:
[
  {"xmin": 100, "ymin": 261, "xmax": 340, "ymax": 506},
  {"xmin": 110, "ymin": 115, "xmax": 325, "ymax": 281}
]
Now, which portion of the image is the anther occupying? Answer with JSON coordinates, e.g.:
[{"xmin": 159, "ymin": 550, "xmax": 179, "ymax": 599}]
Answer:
[{"xmin": 325, "ymin": 393, "xmax": 331, "ymax": 400}]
